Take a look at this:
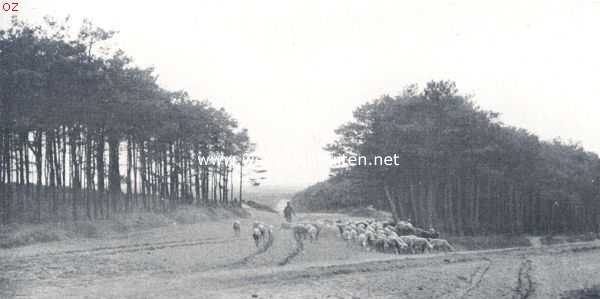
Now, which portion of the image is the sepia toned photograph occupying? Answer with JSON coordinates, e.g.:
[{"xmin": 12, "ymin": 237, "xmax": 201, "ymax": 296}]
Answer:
[{"xmin": 1, "ymin": 1, "xmax": 600, "ymax": 298}]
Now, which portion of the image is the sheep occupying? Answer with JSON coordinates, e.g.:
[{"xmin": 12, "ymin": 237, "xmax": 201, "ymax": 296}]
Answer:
[
  {"xmin": 233, "ymin": 220, "xmax": 241, "ymax": 237},
  {"xmin": 382, "ymin": 220, "xmax": 397, "ymax": 229},
  {"xmin": 307, "ymin": 225, "xmax": 318, "ymax": 242},
  {"xmin": 415, "ymin": 227, "xmax": 440, "ymax": 239},
  {"xmin": 258, "ymin": 224, "xmax": 271, "ymax": 240},
  {"xmin": 356, "ymin": 226, "xmax": 366, "ymax": 235},
  {"xmin": 252, "ymin": 227, "xmax": 262, "ymax": 247},
  {"xmin": 341, "ymin": 229, "xmax": 353, "ymax": 246},
  {"xmin": 256, "ymin": 223, "xmax": 266, "ymax": 236},
  {"xmin": 365, "ymin": 231, "xmax": 376, "ymax": 247},
  {"xmin": 292, "ymin": 225, "xmax": 310, "ymax": 241},
  {"xmin": 303, "ymin": 223, "xmax": 321, "ymax": 241},
  {"xmin": 429, "ymin": 238, "xmax": 454, "ymax": 252},
  {"xmin": 331, "ymin": 218, "xmax": 444, "ymax": 255},
  {"xmin": 374, "ymin": 238, "xmax": 387, "ymax": 253},
  {"xmin": 389, "ymin": 236, "xmax": 409, "ymax": 254},
  {"xmin": 406, "ymin": 235, "xmax": 433, "ymax": 254},
  {"xmin": 373, "ymin": 237, "xmax": 398, "ymax": 254},
  {"xmin": 398, "ymin": 235, "xmax": 416, "ymax": 254},
  {"xmin": 384, "ymin": 227, "xmax": 397, "ymax": 238},
  {"xmin": 395, "ymin": 221, "xmax": 417, "ymax": 236},
  {"xmin": 355, "ymin": 233, "xmax": 366, "ymax": 248},
  {"xmin": 249, "ymin": 221, "xmax": 272, "ymax": 247},
  {"xmin": 337, "ymin": 224, "xmax": 346, "ymax": 236}
]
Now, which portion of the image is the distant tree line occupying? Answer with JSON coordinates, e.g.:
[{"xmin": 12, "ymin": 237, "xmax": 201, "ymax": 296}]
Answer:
[
  {"xmin": 0, "ymin": 17, "xmax": 253, "ymax": 224},
  {"xmin": 294, "ymin": 81, "xmax": 600, "ymax": 235}
]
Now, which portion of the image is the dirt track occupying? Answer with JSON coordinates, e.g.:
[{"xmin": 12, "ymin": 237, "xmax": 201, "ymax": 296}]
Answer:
[{"xmin": 2, "ymin": 206, "xmax": 600, "ymax": 299}]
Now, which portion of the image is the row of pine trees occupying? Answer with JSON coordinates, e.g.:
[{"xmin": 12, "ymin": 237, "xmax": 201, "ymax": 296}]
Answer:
[
  {"xmin": 0, "ymin": 17, "xmax": 253, "ymax": 224},
  {"xmin": 296, "ymin": 81, "xmax": 600, "ymax": 235}
]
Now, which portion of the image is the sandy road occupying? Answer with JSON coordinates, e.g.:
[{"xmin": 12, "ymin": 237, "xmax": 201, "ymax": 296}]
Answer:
[
  {"xmin": 2, "ymin": 206, "xmax": 600, "ymax": 298},
  {"xmin": 212, "ymin": 242, "xmax": 600, "ymax": 299}
]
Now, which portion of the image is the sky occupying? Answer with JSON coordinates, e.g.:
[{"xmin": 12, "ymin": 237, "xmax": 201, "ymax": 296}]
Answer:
[{"xmin": 3, "ymin": 0, "xmax": 600, "ymax": 188}]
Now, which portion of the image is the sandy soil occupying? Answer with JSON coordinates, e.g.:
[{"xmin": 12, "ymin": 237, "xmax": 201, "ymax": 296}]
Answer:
[{"xmin": 2, "ymin": 205, "xmax": 600, "ymax": 299}]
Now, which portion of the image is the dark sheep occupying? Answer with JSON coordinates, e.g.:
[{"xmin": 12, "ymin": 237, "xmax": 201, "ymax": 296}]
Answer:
[
  {"xmin": 382, "ymin": 220, "xmax": 397, "ymax": 229},
  {"xmin": 293, "ymin": 225, "xmax": 310, "ymax": 241},
  {"xmin": 252, "ymin": 228, "xmax": 262, "ymax": 247},
  {"xmin": 374, "ymin": 238, "xmax": 387, "ymax": 253},
  {"xmin": 415, "ymin": 227, "xmax": 440, "ymax": 239},
  {"xmin": 395, "ymin": 223, "xmax": 416, "ymax": 236},
  {"xmin": 336, "ymin": 224, "xmax": 345, "ymax": 236}
]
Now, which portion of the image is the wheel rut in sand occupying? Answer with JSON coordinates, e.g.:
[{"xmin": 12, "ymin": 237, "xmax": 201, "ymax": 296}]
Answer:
[
  {"xmin": 456, "ymin": 257, "xmax": 492, "ymax": 299},
  {"xmin": 14, "ymin": 237, "xmax": 237, "ymax": 260},
  {"xmin": 278, "ymin": 236, "xmax": 304, "ymax": 266},
  {"xmin": 227, "ymin": 254, "xmax": 488, "ymax": 289},
  {"xmin": 514, "ymin": 258, "xmax": 534, "ymax": 299},
  {"xmin": 217, "ymin": 232, "xmax": 275, "ymax": 269}
]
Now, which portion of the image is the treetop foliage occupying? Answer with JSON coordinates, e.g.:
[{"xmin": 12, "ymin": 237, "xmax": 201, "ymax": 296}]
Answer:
[
  {"xmin": 298, "ymin": 81, "xmax": 600, "ymax": 235},
  {"xmin": 0, "ymin": 17, "xmax": 253, "ymax": 224}
]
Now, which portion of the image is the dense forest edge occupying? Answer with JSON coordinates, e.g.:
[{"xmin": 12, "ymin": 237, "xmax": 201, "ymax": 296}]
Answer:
[
  {"xmin": 0, "ymin": 16, "xmax": 256, "ymax": 227},
  {"xmin": 293, "ymin": 81, "xmax": 600, "ymax": 236}
]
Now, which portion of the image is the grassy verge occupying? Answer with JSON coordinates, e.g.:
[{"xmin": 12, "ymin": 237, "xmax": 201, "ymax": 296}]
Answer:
[
  {"xmin": 541, "ymin": 233, "xmax": 599, "ymax": 246},
  {"xmin": 446, "ymin": 235, "xmax": 532, "ymax": 251},
  {"xmin": 0, "ymin": 205, "xmax": 249, "ymax": 249},
  {"xmin": 561, "ymin": 285, "xmax": 600, "ymax": 299},
  {"xmin": 245, "ymin": 200, "xmax": 278, "ymax": 213}
]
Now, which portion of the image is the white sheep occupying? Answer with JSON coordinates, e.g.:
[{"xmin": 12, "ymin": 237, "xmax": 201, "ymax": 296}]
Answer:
[
  {"xmin": 389, "ymin": 236, "xmax": 409, "ymax": 253},
  {"xmin": 404, "ymin": 235, "xmax": 433, "ymax": 253},
  {"xmin": 357, "ymin": 233, "xmax": 368, "ymax": 248},
  {"xmin": 429, "ymin": 238, "xmax": 454, "ymax": 252},
  {"xmin": 252, "ymin": 221, "xmax": 263, "ymax": 229},
  {"xmin": 398, "ymin": 235, "xmax": 416, "ymax": 254},
  {"xmin": 342, "ymin": 229, "xmax": 352, "ymax": 243},
  {"xmin": 304, "ymin": 225, "xmax": 315, "ymax": 242},
  {"xmin": 233, "ymin": 220, "xmax": 241, "ymax": 237}
]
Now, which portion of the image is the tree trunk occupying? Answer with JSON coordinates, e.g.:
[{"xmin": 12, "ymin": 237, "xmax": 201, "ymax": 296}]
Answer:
[
  {"xmin": 108, "ymin": 134, "xmax": 120, "ymax": 213},
  {"xmin": 383, "ymin": 182, "xmax": 399, "ymax": 223}
]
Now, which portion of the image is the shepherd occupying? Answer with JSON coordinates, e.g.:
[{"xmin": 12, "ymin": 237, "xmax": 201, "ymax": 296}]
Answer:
[{"xmin": 283, "ymin": 201, "xmax": 296, "ymax": 223}]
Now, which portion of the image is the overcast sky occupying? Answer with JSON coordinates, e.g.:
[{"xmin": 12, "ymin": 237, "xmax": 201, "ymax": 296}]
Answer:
[{"xmin": 4, "ymin": 0, "xmax": 600, "ymax": 188}]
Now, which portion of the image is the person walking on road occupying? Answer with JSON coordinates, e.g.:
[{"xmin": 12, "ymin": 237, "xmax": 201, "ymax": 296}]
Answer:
[{"xmin": 283, "ymin": 201, "xmax": 296, "ymax": 223}]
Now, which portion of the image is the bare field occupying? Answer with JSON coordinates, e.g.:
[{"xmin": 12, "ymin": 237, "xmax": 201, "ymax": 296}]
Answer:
[{"xmin": 2, "ymin": 206, "xmax": 600, "ymax": 299}]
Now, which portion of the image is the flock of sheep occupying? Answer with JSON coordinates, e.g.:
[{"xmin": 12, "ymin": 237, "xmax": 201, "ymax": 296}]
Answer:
[
  {"xmin": 233, "ymin": 220, "xmax": 274, "ymax": 248},
  {"xmin": 283, "ymin": 222, "xmax": 322, "ymax": 242},
  {"xmin": 335, "ymin": 219, "xmax": 455, "ymax": 254},
  {"xmin": 232, "ymin": 218, "xmax": 454, "ymax": 255}
]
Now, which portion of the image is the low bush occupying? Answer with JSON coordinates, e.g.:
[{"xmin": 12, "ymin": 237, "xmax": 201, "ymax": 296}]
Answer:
[{"xmin": 0, "ymin": 225, "xmax": 66, "ymax": 249}]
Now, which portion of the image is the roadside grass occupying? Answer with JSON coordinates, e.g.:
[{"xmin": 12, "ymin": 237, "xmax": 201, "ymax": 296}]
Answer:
[
  {"xmin": 446, "ymin": 235, "xmax": 532, "ymax": 251},
  {"xmin": 541, "ymin": 232, "xmax": 599, "ymax": 246},
  {"xmin": 245, "ymin": 200, "xmax": 278, "ymax": 214},
  {"xmin": 561, "ymin": 285, "xmax": 600, "ymax": 299},
  {"xmin": 0, "ymin": 205, "xmax": 249, "ymax": 249}
]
